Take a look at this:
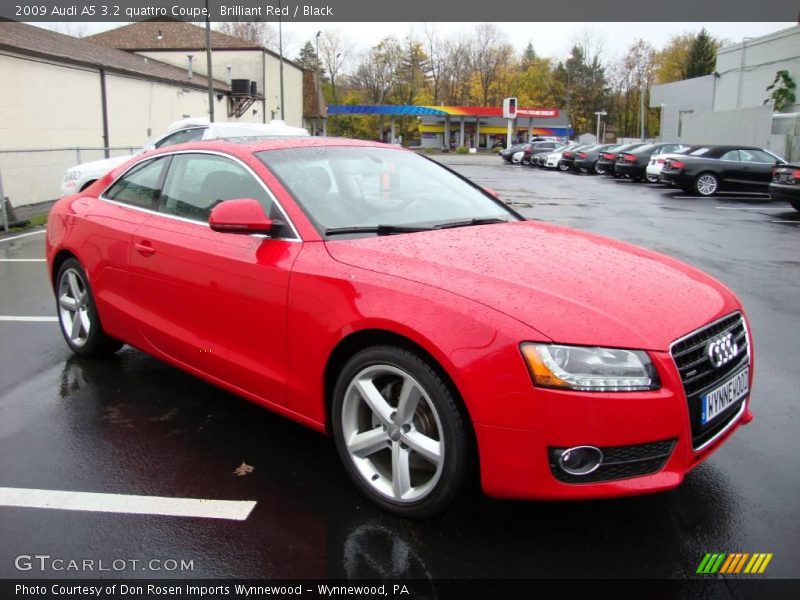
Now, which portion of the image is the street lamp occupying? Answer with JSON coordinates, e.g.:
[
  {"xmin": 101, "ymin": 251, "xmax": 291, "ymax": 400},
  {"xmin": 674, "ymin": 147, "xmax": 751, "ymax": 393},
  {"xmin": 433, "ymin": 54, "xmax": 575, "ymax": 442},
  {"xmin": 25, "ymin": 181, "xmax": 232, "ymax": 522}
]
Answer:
[
  {"xmin": 564, "ymin": 52, "xmax": 573, "ymax": 140},
  {"xmin": 594, "ymin": 110, "xmax": 607, "ymax": 142}
]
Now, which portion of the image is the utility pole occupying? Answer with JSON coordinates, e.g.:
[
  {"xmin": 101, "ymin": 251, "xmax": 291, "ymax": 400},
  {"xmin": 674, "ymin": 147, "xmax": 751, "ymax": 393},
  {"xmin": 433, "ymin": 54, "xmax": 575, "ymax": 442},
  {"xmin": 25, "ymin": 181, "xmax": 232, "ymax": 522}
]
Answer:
[
  {"xmin": 640, "ymin": 83, "xmax": 645, "ymax": 141},
  {"xmin": 278, "ymin": 0, "xmax": 285, "ymax": 120},
  {"xmin": 204, "ymin": 0, "xmax": 214, "ymax": 122}
]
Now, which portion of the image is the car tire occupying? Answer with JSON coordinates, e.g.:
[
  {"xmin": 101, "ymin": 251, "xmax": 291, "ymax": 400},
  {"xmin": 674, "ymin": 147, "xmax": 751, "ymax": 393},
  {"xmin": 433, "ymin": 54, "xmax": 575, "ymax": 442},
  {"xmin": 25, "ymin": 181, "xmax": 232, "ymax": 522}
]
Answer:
[
  {"xmin": 331, "ymin": 345, "xmax": 471, "ymax": 518},
  {"xmin": 646, "ymin": 174, "xmax": 659, "ymax": 183},
  {"xmin": 594, "ymin": 163, "xmax": 606, "ymax": 175},
  {"xmin": 558, "ymin": 162, "xmax": 570, "ymax": 172},
  {"xmin": 694, "ymin": 172, "xmax": 719, "ymax": 196},
  {"xmin": 55, "ymin": 258, "xmax": 123, "ymax": 358}
]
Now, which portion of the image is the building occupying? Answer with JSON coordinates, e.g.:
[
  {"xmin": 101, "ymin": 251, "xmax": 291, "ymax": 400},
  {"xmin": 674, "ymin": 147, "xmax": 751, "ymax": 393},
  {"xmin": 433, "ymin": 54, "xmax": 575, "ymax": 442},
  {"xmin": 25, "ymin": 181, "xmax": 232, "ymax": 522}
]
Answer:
[
  {"xmin": 326, "ymin": 105, "xmax": 570, "ymax": 149},
  {"xmin": 650, "ymin": 25, "xmax": 800, "ymax": 155},
  {"xmin": 87, "ymin": 20, "xmax": 304, "ymax": 127}
]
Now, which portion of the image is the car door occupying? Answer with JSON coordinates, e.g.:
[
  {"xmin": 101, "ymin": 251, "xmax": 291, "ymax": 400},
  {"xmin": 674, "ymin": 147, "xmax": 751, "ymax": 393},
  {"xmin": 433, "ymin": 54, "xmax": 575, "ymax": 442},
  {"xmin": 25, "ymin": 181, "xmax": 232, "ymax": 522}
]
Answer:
[
  {"xmin": 89, "ymin": 156, "xmax": 171, "ymax": 342},
  {"xmin": 738, "ymin": 149, "xmax": 784, "ymax": 191},
  {"xmin": 716, "ymin": 150, "xmax": 747, "ymax": 189},
  {"xmin": 128, "ymin": 151, "xmax": 302, "ymax": 406}
]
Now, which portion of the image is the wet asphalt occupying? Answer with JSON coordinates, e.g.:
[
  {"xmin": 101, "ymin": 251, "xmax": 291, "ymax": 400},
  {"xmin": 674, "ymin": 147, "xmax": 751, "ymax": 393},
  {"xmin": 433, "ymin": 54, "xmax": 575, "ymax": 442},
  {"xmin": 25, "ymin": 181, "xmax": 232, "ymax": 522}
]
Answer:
[{"xmin": 0, "ymin": 154, "xmax": 799, "ymax": 583}]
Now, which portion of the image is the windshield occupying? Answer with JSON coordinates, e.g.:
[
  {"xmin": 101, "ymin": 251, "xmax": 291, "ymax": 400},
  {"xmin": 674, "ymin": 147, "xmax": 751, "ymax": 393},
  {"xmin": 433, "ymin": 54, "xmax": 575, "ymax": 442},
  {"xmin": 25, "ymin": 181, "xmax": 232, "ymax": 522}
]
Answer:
[{"xmin": 257, "ymin": 146, "xmax": 519, "ymax": 236}]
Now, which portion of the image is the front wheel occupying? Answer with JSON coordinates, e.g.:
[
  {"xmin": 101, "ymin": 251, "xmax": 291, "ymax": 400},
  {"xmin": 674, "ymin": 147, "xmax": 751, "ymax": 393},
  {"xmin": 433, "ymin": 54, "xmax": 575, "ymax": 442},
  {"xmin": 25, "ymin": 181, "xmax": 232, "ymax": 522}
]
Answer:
[
  {"xmin": 56, "ymin": 258, "xmax": 122, "ymax": 357},
  {"xmin": 694, "ymin": 172, "xmax": 719, "ymax": 196},
  {"xmin": 332, "ymin": 346, "xmax": 471, "ymax": 518}
]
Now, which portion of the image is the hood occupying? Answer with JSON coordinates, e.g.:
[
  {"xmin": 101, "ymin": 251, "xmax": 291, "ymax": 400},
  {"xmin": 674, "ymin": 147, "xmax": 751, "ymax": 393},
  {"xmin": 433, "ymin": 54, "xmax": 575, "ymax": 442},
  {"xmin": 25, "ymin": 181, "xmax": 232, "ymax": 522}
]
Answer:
[{"xmin": 325, "ymin": 221, "xmax": 738, "ymax": 351}]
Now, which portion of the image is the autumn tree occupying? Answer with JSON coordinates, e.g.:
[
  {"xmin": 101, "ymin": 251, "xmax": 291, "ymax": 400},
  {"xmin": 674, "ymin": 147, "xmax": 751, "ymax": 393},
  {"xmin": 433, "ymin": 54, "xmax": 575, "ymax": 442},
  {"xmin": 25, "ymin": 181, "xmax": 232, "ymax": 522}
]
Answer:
[
  {"xmin": 296, "ymin": 41, "xmax": 323, "ymax": 73},
  {"xmin": 218, "ymin": 22, "xmax": 278, "ymax": 52}
]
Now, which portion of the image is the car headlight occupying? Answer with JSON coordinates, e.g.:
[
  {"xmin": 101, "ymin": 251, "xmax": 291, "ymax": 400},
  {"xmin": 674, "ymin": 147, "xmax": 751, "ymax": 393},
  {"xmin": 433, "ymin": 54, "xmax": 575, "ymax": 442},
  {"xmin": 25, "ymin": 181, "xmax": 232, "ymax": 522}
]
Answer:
[{"xmin": 521, "ymin": 343, "xmax": 660, "ymax": 392}]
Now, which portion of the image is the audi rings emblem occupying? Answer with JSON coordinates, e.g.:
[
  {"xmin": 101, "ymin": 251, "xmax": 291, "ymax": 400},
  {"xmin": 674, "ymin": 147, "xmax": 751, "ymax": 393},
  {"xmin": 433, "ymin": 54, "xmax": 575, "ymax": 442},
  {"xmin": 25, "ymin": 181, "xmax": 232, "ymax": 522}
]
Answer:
[{"xmin": 707, "ymin": 333, "xmax": 739, "ymax": 368}]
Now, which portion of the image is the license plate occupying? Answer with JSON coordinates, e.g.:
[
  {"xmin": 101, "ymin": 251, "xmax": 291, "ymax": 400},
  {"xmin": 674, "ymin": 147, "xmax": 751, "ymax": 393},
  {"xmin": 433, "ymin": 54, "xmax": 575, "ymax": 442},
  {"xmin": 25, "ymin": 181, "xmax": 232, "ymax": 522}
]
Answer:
[{"xmin": 701, "ymin": 368, "xmax": 749, "ymax": 425}]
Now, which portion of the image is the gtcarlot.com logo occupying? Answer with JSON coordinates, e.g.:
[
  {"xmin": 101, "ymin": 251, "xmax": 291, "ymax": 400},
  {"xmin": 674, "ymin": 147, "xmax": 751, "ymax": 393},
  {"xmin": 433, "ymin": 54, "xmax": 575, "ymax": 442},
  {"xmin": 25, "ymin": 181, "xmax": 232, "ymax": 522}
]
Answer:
[{"xmin": 696, "ymin": 552, "xmax": 773, "ymax": 574}]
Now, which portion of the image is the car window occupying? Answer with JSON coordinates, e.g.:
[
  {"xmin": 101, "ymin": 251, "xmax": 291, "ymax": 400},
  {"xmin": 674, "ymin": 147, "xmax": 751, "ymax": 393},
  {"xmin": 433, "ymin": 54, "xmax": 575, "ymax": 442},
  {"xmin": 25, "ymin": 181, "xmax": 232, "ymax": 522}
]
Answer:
[
  {"xmin": 104, "ymin": 157, "xmax": 168, "ymax": 209},
  {"xmin": 258, "ymin": 146, "xmax": 517, "ymax": 234},
  {"xmin": 690, "ymin": 148, "xmax": 711, "ymax": 156},
  {"xmin": 159, "ymin": 153, "xmax": 279, "ymax": 225},
  {"xmin": 720, "ymin": 150, "xmax": 741, "ymax": 161},
  {"xmin": 739, "ymin": 149, "xmax": 777, "ymax": 163},
  {"xmin": 154, "ymin": 127, "xmax": 207, "ymax": 149}
]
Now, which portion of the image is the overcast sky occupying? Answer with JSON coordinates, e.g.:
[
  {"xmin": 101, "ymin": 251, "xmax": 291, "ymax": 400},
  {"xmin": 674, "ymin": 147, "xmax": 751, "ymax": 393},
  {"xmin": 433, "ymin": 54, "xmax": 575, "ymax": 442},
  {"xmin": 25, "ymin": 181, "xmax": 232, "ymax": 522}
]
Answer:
[{"xmin": 43, "ymin": 21, "xmax": 795, "ymax": 66}]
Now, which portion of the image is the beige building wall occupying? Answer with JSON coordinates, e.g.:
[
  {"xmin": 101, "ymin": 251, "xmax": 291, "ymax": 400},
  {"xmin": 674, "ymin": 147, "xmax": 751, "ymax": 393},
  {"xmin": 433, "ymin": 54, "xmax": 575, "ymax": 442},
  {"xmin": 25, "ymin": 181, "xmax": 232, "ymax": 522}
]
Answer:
[
  {"xmin": 0, "ymin": 52, "xmax": 104, "ymax": 148},
  {"xmin": 103, "ymin": 73, "xmax": 223, "ymax": 146},
  {"xmin": 138, "ymin": 49, "xmax": 264, "ymax": 123}
]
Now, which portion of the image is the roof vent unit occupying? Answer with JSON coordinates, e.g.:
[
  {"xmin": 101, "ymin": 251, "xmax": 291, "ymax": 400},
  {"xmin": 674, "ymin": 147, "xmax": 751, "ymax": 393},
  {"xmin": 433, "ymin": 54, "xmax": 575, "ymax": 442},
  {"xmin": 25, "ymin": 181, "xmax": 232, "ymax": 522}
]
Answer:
[{"xmin": 231, "ymin": 79, "xmax": 251, "ymax": 97}]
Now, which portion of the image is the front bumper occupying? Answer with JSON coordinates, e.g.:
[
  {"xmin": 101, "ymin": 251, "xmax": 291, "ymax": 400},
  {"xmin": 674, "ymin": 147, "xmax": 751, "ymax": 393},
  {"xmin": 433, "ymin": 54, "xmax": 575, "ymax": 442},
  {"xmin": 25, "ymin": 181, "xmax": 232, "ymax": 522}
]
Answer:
[{"xmin": 474, "ymin": 349, "xmax": 753, "ymax": 500}]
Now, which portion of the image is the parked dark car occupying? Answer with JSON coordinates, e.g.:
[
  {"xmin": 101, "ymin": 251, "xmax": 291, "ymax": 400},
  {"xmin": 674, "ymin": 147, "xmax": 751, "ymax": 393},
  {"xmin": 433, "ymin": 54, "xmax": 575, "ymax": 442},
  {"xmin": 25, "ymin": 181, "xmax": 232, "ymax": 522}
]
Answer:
[
  {"xmin": 615, "ymin": 143, "xmax": 689, "ymax": 182},
  {"xmin": 769, "ymin": 163, "xmax": 800, "ymax": 211},
  {"xmin": 660, "ymin": 146, "xmax": 786, "ymax": 196},
  {"xmin": 558, "ymin": 145, "xmax": 590, "ymax": 171},
  {"xmin": 521, "ymin": 141, "xmax": 561, "ymax": 164},
  {"xmin": 573, "ymin": 144, "xmax": 620, "ymax": 174},
  {"xmin": 499, "ymin": 143, "xmax": 528, "ymax": 162},
  {"xmin": 595, "ymin": 143, "xmax": 648, "ymax": 176}
]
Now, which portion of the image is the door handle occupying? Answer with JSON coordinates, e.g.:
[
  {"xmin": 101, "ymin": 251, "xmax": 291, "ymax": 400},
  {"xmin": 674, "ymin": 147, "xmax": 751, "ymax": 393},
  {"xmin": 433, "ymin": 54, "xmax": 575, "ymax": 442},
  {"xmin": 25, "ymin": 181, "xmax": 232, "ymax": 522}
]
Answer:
[{"xmin": 134, "ymin": 241, "xmax": 156, "ymax": 257}]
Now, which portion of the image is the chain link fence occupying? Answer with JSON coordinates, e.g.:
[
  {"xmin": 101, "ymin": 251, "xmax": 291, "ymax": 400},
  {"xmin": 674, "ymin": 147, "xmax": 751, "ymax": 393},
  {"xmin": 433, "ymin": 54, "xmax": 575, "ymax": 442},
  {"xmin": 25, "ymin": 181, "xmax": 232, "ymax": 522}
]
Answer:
[{"xmin": 0, "ymin": 147, "xmax": 138, "ymax": 230}]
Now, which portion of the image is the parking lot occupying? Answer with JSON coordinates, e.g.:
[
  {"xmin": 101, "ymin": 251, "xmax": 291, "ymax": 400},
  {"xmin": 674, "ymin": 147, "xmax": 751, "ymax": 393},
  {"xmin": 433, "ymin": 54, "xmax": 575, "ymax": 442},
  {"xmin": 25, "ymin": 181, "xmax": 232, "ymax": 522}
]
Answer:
[{"xmin": 1, "ymin": 153, "xmax": 799, "ymax": 583}]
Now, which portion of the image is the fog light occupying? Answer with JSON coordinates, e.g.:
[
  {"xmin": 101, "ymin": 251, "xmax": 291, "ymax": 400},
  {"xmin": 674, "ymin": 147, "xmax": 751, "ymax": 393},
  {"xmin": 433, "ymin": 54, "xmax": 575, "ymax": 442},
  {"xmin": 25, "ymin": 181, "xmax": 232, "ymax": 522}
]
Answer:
[{"xmin": 557, "ymin": 446, "xmax": 603, "ymax": 476}]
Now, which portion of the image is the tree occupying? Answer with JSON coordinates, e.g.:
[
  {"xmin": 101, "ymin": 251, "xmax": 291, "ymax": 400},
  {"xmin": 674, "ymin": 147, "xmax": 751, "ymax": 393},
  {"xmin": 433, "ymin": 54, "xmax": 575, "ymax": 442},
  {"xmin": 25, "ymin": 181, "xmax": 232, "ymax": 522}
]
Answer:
[
  {"xmin": 764, "ymin": 70, "xmax": 797, "ymax": 112},
  {"xmin": 218, "ymin": 22, "xmax": 278, "ymax": 51},
  {"xmin": 296, "ymin": 41, "xmax": 322, "ymax": 73},
  {"xmin": 318, "ymin": 30, "xmax": 354, "ymax": 104},
  {"xmin": 685, "ymin": 28, "xmax": 717, "ymax": 79},
  {"xmin": 469, "ymin": 24, "xmax": 514, "ymax": 106},
  {"xmin": 611, "ymin": 39, "xmax": 656, "ymax": 138},
  {"xmin": 521, "ymin": 42, "xmax": 537, "ymax": 69}
]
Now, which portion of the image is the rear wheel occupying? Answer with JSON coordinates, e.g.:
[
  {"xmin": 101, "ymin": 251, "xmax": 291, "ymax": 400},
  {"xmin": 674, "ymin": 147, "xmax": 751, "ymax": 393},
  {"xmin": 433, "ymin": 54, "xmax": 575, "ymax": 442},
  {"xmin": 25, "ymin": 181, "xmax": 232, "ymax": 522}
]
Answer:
[
  {"xmin": 646, "ymin": 174, "xmax": 659, "ymax": 183},
  {"xmin": 56, "ymin": 259, "xmax": 122, "ymax": 357},
  {"xmin": 558, "ymin": 161, "xmax": 570, "ymax": 172},
  {"xmin": 694, "ymin": 172, "xmax": 719, "ymax": 196},
  {"xmin": 593, "ymin": 162, "xmax": 605, "ymax": 175},
  {"xmin": 332, "ymin": 346, "xmax": 471, "ymax": 518}
]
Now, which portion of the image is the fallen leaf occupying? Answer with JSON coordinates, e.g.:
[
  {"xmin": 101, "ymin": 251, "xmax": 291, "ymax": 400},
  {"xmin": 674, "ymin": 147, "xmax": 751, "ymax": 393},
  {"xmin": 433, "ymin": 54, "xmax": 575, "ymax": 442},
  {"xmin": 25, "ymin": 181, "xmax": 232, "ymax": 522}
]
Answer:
[{"xmin": 234, "ymin": 461, "xmax": 254, "ymax": 477}]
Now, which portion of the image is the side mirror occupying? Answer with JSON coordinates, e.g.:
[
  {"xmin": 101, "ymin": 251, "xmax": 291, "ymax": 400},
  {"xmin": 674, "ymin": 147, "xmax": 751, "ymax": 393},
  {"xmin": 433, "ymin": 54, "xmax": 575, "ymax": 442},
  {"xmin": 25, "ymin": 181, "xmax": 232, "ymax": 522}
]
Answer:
[{"xmin": 209, "ymin": 198, "xmax": 276, "ymax": 235}]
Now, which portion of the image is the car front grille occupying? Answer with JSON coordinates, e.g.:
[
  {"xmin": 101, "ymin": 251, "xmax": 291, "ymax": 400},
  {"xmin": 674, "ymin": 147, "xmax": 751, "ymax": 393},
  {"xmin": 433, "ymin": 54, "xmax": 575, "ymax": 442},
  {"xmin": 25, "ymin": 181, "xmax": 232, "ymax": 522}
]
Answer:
[
  {"xmin": 548, "ymin": 439, "xmax": 677, "ymax": 484},
  {"xmin": 670, "ymin": 312, "xmax": 750, "ymax": 450}
]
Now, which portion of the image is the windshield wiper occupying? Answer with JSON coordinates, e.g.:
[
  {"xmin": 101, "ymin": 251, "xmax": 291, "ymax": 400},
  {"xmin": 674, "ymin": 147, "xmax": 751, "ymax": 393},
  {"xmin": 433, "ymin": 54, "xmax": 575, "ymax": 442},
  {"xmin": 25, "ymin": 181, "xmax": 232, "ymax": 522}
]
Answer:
[
  {"xmin": 325, "ymin": 224, "xmax": 433, "ymax": 236},
  {"xmin": 434, "ymin": 217, "xmax": 510, "ymax": 230}
]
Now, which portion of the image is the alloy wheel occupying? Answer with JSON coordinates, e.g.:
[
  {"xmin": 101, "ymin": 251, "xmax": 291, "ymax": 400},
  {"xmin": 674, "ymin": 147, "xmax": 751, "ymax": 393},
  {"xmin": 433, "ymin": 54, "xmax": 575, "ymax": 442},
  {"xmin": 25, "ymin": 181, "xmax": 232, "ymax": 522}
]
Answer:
[
  {"xmin": 58, "ymin": 267, "xmax": 91, "ymax": 348},
  {"xmin": 696, "ymin": 174, "xmax": 718, "ymax": 196},
  {"xmin": 341, "ymin": 364, "xmax": 444, "ymax": 503}
]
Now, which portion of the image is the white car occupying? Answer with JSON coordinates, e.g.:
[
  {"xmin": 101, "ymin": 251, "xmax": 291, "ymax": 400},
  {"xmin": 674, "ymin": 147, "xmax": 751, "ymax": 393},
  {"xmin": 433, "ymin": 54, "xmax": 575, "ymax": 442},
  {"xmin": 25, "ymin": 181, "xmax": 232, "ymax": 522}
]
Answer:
[
  {"xmin": 511, "ymin": 150, "xmax": 525, "ymax": 164},
  {"xmin": 59, "ymin": 118, "xmax": 308, "ymax": 196},
  {"xmin": 645, "ymin": 144, "xmax": 691, "ymax": 183},
  {"xmin": 543, "ymin": 144, "xmax": 579, "ymax": 169}
]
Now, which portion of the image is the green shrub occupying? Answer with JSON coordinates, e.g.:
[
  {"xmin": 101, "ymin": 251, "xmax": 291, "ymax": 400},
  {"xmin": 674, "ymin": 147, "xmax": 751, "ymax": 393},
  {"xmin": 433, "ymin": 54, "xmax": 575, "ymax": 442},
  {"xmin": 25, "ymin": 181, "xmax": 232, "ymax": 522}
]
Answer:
[
  {"xmin": 455, "ymin": 146, "xmax": 469, "ymax": 154},
  {"xmin": 491, "ymin": 146, "xmax": 502, "ymax": 153},
  {"xmin": 423, "ymin": 147, "xmax": 436, "ymax": 154}
]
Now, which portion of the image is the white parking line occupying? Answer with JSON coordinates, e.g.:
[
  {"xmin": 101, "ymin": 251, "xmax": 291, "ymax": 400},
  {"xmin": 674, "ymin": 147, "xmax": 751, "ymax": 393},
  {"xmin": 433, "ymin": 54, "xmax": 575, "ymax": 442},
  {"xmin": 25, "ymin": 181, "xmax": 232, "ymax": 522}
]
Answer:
[
  {"xmin": 771, "ymin": 220, "xmax": 800, "ymax": 225},
  {"xmin": 0, "ymin": 487, "xmax": 257, "ymax": 521},
  {"xmin": 0, "ymin": 229, "xmax": 46, "ymax": 243},
  {"xmin": 0, "ymin": 258, "xmax": 46, "ymax": 262},
  {"xmin": 715, "ymin": 206, "xmax": 786, "ymax": 210},
  {"xmin": 0, "ymin": 316, "xmax": 58, "ymax": 322}
]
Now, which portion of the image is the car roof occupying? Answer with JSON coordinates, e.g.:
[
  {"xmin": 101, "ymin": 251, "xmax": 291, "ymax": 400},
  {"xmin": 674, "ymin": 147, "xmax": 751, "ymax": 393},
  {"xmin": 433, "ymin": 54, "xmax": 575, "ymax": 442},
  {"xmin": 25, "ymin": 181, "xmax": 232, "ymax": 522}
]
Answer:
[{"xmin": 146, "ymin": 136, "xmax": 397, "ymax": 156}]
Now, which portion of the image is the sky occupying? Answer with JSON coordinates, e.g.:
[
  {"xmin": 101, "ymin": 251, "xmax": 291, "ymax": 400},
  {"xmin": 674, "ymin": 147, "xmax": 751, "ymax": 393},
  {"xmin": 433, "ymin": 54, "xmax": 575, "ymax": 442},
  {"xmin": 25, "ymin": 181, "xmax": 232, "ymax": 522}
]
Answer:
[{"xmin": 42, "ymin": 21, "xmax": 796, "ymax": 67}]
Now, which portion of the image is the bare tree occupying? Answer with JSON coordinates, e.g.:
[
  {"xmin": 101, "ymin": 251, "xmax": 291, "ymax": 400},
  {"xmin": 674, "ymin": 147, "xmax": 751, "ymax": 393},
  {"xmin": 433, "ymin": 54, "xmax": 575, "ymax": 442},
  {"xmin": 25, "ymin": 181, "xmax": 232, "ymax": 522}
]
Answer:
[
  {"xmin": 319, "ymin": 29, "xmax": 354, "ymax": 104},
  {"xmin": 218, "ymin": 22, "xmax": 278, "ymax": 51},
  {"xmin": 46, "ymin": 23, "xmax": 89, "ymax": 38},
  {"xmin": 421, "ymin": 24, "xmax": 447, "ymax": 104},
  {"xmin": 469, "ymin": 24, "xmax": 514, "ymax": 106}
]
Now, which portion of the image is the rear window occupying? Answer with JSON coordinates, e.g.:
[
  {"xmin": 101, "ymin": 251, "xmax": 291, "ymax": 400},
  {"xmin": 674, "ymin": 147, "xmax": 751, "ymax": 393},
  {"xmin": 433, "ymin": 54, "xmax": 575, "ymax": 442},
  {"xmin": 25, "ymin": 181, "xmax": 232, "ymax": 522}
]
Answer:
[{"xmin": 690, "ymin": 148, "xmax": 712, "ymax": 156}]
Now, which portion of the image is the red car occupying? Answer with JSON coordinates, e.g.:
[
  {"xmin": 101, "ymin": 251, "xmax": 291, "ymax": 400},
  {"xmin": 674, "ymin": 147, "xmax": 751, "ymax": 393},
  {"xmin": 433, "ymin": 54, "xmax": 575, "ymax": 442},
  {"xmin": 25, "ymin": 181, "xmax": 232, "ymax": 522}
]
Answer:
[{"xmin": 46, "ymin": 137, "xmax": 754, "ymax": 517}]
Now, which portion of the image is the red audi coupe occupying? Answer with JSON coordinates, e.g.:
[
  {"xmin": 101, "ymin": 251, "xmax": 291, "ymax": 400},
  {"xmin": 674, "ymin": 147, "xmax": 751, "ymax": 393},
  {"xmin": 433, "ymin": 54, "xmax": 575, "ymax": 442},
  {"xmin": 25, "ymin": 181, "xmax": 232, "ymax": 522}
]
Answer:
[{"xmin": 46, "ymin": 137, "xmax": 754, "ymax": 517}]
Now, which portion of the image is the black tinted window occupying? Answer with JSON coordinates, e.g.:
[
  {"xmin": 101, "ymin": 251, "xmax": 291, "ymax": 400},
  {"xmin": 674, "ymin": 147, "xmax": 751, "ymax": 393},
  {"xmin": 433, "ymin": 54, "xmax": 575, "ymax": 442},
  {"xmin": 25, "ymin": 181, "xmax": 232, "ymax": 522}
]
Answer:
[
  {"xmin": 160, "ymin": 153, "xmax": 277, "ymax": 224},
  {"xmin": 154, "ymin": 127, "xmax": 207, "ymax": 149},
  {"xmin": 104, "ymin": 157, "xmax": 167, "ymax": 209}
]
